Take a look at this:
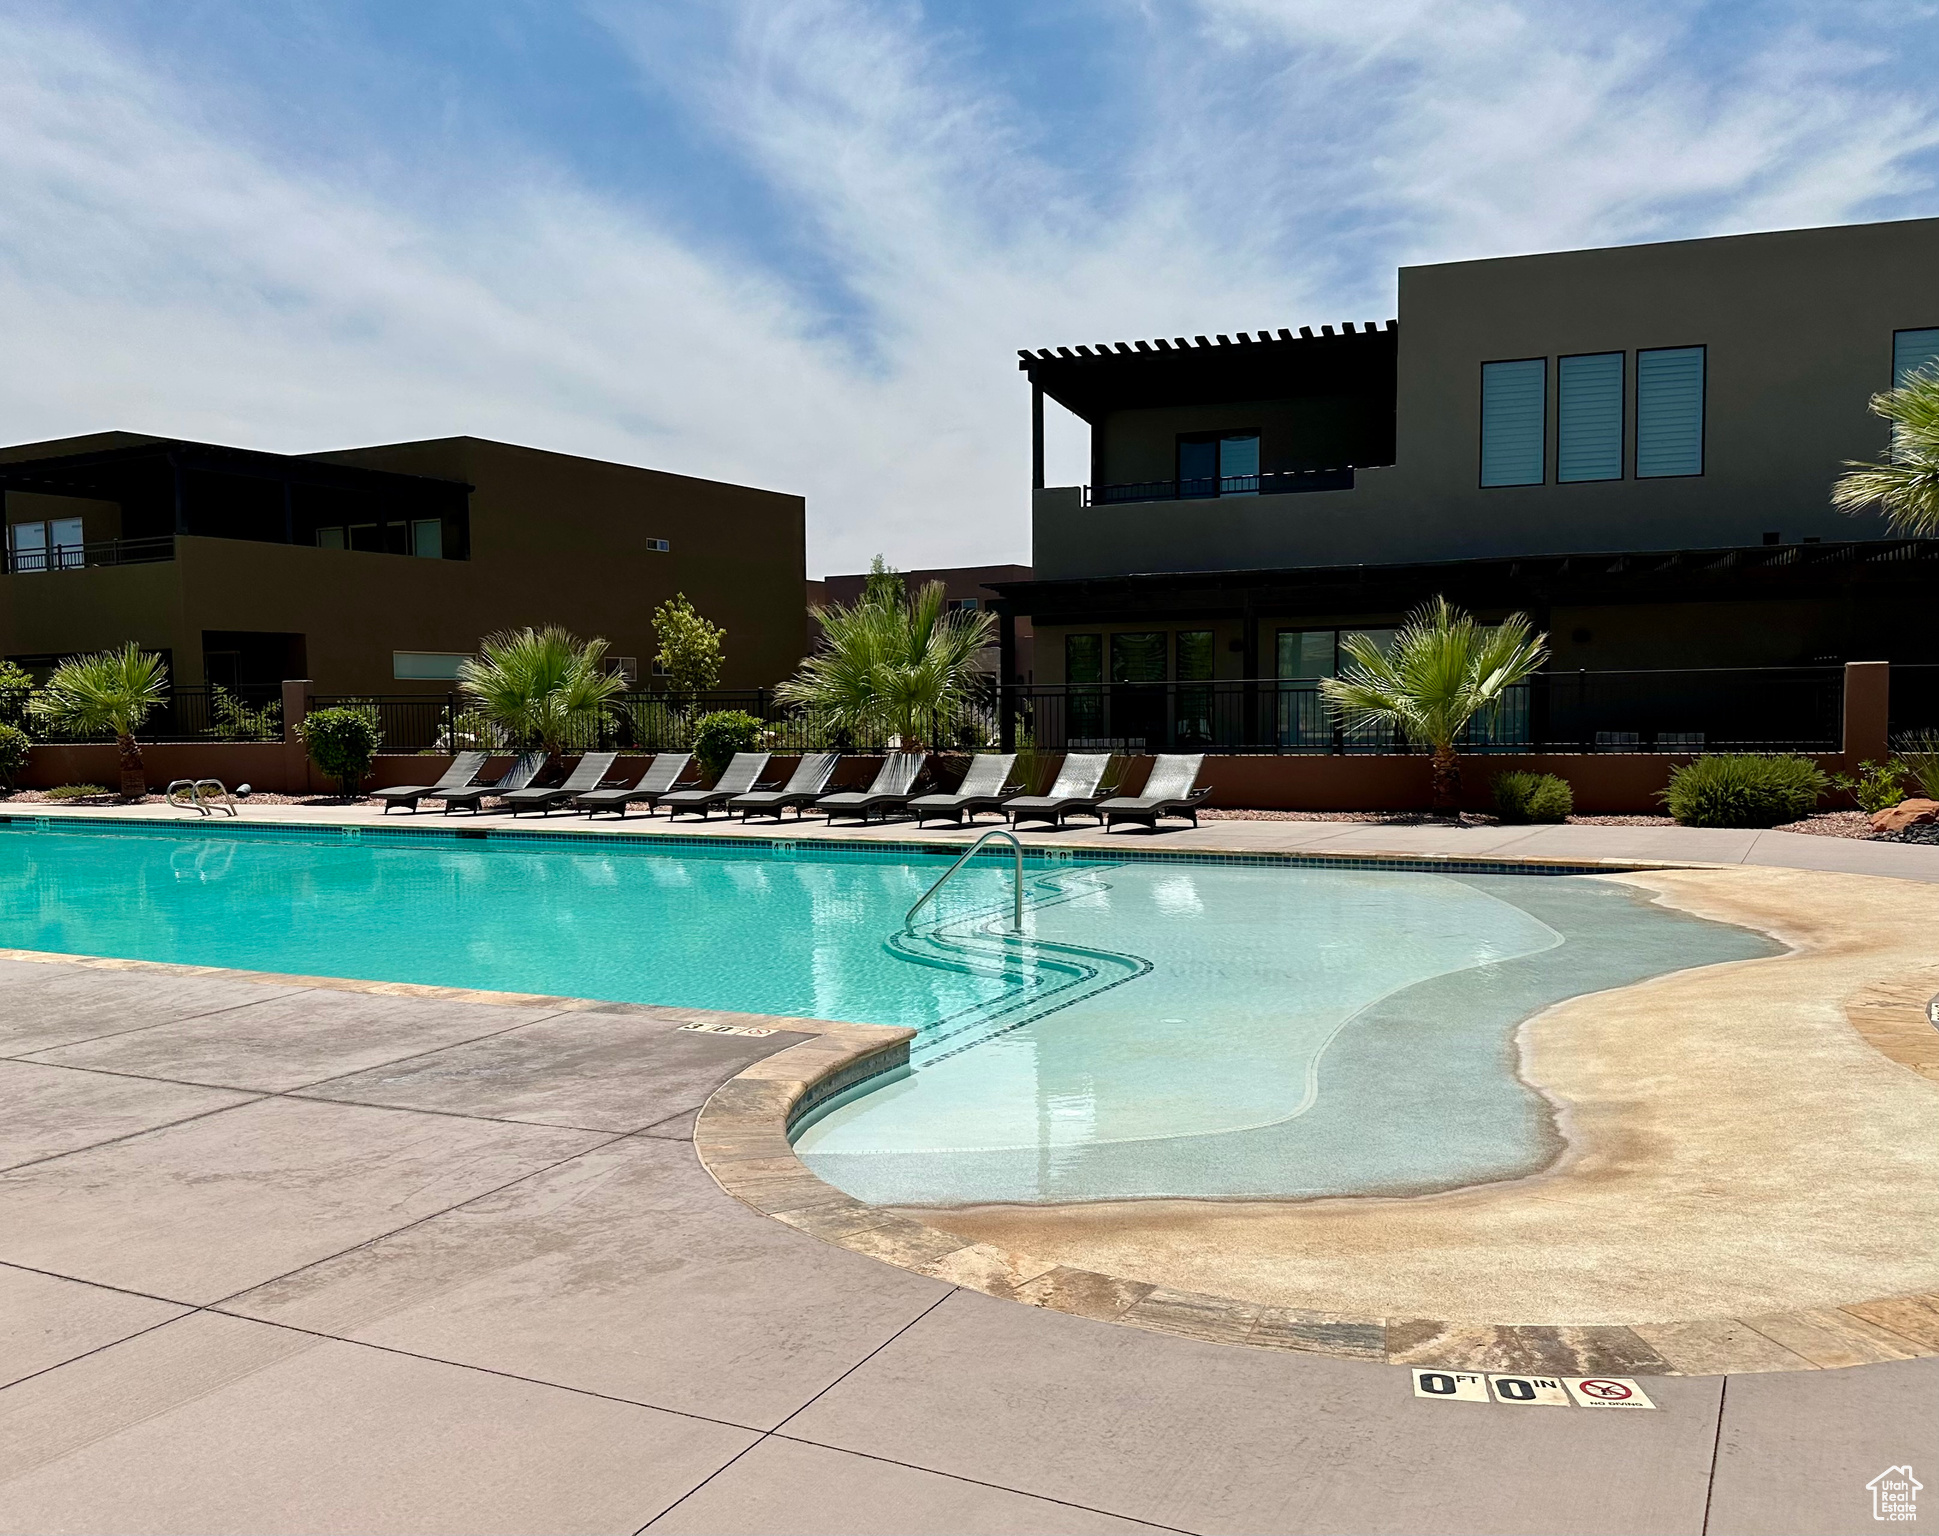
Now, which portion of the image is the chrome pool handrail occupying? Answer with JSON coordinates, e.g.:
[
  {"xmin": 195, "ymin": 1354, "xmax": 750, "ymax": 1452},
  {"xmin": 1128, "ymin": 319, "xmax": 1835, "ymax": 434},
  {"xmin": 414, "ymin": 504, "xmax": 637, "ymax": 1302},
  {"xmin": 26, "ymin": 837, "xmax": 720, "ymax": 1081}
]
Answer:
[{"xmin": 905, "ymin": 828, "xmax": 1023, "ymax": 934}]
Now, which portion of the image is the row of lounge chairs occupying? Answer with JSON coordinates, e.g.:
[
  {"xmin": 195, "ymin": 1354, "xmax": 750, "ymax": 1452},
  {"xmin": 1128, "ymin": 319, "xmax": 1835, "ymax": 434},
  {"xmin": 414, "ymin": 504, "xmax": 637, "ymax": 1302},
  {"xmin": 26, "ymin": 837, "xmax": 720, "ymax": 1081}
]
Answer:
[{"xmin": 372, "ymin": 749, "xmax": 1211, "ymax": 829}]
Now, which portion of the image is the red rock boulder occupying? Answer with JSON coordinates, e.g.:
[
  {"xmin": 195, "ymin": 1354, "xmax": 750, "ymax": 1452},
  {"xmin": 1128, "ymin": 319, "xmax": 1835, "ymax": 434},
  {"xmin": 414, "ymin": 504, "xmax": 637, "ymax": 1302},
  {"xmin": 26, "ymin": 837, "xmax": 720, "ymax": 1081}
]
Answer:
[{"xmin": 1872, "ymin": 798, "xmax": 1939, "ymax": 834}]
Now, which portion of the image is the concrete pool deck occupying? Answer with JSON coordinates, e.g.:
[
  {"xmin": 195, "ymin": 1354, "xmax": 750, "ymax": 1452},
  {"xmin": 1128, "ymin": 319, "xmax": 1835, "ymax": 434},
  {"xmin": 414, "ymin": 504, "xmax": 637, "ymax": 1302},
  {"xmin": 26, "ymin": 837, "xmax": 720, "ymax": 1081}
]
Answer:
[{"xmin": 2, "ymin": 806, "xmax": 1937, "ymax": 1530}]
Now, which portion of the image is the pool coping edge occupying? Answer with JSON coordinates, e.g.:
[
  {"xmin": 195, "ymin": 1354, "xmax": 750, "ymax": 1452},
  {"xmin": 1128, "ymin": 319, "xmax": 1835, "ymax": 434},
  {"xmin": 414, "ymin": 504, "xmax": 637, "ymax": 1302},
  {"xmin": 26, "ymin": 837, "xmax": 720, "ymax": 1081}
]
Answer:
[{"xmin": 694, "ymin": 1020, "xmax": 1939, "ymax": 1379}]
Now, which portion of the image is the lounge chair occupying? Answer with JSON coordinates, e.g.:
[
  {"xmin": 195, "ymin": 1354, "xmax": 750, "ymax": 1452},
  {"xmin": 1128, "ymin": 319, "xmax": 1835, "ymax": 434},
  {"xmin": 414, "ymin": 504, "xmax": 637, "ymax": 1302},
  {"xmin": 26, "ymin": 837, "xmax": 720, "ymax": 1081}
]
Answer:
[
  {"xmin": 1099, "ymin": 754, "xmax": 1211, "ymax": 831},
  {"xmin": 438, "ymin": 751, "xmax": 548, "ymax": 815},
  {"xmin": 502, "ymin": 751, "xmax": 620, "ymax": 817},
  {"xmin": 729, "ymin": 752, "xmax": 840, "ymax": 820},
  {"xmin": 573, "ymin": 753, "xmax": 694, "ymax": 818},
  {"xmin": 815, "ymin": 752, "xmax": 927, "ymax": 824},
  {"xmin": 1004, "ymin": 752, "xmax": 1114, "ymax": 829},
  {"xmin": 660, "ymin": 752, "xmax": 771, "ymax": 819},
  {"xmin": 908, "ymin": 753, "xmax": 1017, "ymax": 827},
  {"xmin": 371, "ymin": 750, "xmax": 489, "ymax": 814}
]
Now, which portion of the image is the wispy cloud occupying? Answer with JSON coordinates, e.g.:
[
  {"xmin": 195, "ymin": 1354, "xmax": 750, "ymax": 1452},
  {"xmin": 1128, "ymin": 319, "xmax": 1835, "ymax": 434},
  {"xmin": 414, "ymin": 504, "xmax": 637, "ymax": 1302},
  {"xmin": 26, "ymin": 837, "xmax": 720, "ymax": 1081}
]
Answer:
[{"xmin": 0, "ymin": 1, "xmax": 1933, "ymax": 573}]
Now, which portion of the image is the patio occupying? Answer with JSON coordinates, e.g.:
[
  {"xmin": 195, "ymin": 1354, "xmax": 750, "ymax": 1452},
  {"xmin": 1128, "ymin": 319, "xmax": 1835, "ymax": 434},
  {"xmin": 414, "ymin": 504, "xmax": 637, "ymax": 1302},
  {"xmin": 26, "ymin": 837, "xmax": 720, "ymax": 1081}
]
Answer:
[{"xmin": 0, "ymin": 810, "xmax": 1935, "ymax": 1533}]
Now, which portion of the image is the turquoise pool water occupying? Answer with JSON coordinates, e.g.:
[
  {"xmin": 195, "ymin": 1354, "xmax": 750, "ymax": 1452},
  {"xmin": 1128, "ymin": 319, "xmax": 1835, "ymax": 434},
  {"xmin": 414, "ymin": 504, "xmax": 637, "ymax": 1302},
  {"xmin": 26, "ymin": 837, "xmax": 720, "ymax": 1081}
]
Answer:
[{"xmin": 0, "ymin": 822, "xmax": 1777, "ymax": 1205}]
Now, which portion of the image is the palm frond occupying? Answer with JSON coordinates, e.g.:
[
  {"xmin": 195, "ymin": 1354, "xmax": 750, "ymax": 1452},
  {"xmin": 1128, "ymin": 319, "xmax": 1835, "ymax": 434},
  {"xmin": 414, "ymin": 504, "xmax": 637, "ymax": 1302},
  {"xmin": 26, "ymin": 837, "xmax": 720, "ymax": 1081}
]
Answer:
[
  {"xmin": 1832, "ymin": 370, "xmax": 1939, "ymax": 537},
  {"xmin": 1318, "ymin": 596, "xmax": 1547, "ymax": 754},
  {"xmin": 29, "ymin": 643, "xmax": 169, "ymax": 740}
]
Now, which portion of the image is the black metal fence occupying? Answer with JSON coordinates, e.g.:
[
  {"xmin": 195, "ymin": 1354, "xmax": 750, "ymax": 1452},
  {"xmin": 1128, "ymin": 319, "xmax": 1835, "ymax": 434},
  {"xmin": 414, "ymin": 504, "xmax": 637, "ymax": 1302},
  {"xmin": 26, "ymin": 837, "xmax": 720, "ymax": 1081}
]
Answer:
[
  {"xmin": 1003, "ymin": 667, "xmax": 1844, "ymax": 755},
  {"xmin": 29, "ymin": 684, "xmax": 284, "ymax": 744},
  {"xmin": 308, "ymin": 667, "xmax": 1844, "ymax": 758}
]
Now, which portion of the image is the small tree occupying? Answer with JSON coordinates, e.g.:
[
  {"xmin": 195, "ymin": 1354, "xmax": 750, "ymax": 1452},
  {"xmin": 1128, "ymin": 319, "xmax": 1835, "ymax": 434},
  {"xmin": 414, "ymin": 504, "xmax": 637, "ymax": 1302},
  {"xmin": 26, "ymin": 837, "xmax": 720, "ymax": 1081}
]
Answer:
[
  {"xmin": 0, "ymin": 660, "xmax": 33, "ymax": 730},
  {"xmin": 459, "ymin": 626, "xmax": 626, "ymax": 754},
  {"xmin": 299, "ymin": 707, "xmax": 383, "ymax": 796},
  {"xmin": 1832, "ymin": 368, "xmax": 1939, "ymax": 536},
  {"xmin": 1320, "ymin": 596, "xmax": 1549, "ymax": 814},
  {"xmin": 29, "ymin": 644, "xmax": 169, "ymax": 800},
  {"xmin": 651, "ymin": 593, "xmax": 725, "ymax": 699}
]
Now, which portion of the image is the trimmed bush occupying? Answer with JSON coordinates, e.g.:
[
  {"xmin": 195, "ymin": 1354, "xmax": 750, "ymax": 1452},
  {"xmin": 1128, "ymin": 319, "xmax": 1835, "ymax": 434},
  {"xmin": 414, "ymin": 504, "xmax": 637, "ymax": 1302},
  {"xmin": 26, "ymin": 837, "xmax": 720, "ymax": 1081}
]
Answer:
[
  {"xmin": 690, "ymin": 710, "xmax": 764, "ymax": 780},
  {"xmin": 1492, "ymin": 770, "xmax": 1573, "ymax": 823},
  {"xmin": 299, "ymin": 706, "xmax": 383, "ymax": 795},
  {"xmin": 1660, "ymin": 753, "xmax": 1827, "ymax": 828},
  {"xmin": 0, "ymin": 723, "xmax": 29, "ymax": 790}
]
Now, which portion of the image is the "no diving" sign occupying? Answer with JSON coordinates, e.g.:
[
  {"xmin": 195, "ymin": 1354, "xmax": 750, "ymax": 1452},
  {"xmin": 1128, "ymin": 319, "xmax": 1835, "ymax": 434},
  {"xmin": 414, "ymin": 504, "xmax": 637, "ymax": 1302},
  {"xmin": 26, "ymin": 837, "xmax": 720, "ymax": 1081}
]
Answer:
[{"xmin": 1412, "ymin": 1369, "xmax": 1657, "ymax": 1410}]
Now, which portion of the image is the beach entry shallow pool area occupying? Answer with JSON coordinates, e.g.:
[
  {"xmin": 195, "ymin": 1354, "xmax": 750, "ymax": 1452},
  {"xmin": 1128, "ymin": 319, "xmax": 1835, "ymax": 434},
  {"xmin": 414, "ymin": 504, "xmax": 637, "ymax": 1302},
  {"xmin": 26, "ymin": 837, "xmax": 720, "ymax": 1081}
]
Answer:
[{"xmin": 0, "ymin": 821, "xmax": 1778, "ymax": 1208}]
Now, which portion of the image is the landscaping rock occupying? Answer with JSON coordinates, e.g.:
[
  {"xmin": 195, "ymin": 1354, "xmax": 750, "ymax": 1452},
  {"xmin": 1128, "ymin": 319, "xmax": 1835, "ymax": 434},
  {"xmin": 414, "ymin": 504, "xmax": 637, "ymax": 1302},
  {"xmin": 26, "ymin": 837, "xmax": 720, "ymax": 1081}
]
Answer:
[{"xmin": 1870, "ymin": 798, "xmax": 1939, "ymax": 834}]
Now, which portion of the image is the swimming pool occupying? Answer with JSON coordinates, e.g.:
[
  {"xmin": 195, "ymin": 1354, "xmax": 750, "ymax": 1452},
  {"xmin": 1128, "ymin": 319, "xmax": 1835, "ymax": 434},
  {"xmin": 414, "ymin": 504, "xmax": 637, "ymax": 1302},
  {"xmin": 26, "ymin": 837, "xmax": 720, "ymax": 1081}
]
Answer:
[{"xmin": 0, "ymin": 820, "xmax": 1777, "ymax": 1205}]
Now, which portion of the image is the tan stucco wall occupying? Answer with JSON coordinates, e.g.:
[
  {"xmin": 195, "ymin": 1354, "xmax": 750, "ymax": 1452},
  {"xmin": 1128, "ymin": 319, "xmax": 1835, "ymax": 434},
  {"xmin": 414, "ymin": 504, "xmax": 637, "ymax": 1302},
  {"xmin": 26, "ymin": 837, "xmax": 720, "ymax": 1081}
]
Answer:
[
  {"xmin": 1037, "ymin": 217, "xmax": 1939, "ymax": 579},
  {"xmin": 0, "ymin": 436, "xmax": 809, "ymax": 692}
]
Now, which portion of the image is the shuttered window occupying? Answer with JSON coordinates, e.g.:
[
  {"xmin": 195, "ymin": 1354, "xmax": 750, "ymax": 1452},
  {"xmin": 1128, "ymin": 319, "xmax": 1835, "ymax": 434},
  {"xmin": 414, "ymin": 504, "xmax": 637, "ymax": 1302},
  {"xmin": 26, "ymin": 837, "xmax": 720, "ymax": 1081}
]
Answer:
[
  {"xmin": 1480, "ymin": 359, "xmax": 1545, "ymax": 486},
  {"xmin": 1557, "ymin": 352, "xmax": 1623, "ymax": 482},
  {"xmin": 1893, "ymin": 328, "xmax": 1939, "ymax": 387},
  {"xmin": 1636, "ymin": 346, "xmax": 1704, "ymax": 478}
]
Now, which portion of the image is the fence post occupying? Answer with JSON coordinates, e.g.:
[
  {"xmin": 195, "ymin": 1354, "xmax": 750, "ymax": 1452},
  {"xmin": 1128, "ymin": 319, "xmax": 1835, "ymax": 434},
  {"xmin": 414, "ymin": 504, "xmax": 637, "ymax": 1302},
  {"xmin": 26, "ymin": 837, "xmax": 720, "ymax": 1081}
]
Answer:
[
  {"xmin": 1840, "ymin": 661, "xmax": 1890, "ymax": 767},
  {"xmin": 281, "ymin": 678, "xmax": 312, "ymax": 794}
]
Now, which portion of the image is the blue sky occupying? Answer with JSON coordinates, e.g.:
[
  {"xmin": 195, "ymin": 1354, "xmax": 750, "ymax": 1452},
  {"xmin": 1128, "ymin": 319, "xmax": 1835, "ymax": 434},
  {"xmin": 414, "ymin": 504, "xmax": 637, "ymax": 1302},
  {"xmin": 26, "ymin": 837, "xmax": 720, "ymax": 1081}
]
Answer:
[{"xmin": 4, "ymin": 2, "xmax": 1937, "ymax": 573}]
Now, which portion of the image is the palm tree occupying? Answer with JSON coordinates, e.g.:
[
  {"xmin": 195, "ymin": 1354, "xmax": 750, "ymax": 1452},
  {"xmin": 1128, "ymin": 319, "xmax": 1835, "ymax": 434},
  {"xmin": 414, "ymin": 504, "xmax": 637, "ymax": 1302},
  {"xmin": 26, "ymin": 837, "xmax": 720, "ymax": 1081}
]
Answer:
[
  {"xmin": 1831, "ymin": 367, "xmax": 1939, "ymax": 536},
  {"xmin": 30, "ymin": 644, "xmax": 170, "ymax": 800},
  {"xmin": 458, "ymin": 626, "xmax": 626, "ymax": 755},
  {"xmin": 779, "ymin": 570, "xmax": 996, "ymax": 748},
  {"xmin": 1319, "ymin": 596, "xmax": 1549, "ymax": 814}
]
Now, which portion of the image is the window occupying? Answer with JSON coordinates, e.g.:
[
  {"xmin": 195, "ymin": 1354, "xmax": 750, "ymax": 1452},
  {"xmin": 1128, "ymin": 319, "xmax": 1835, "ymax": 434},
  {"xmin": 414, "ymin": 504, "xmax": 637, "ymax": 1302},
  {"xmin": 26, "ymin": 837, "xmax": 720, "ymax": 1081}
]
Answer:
[
  {"xmin": 1177, "ymin": 432, "xmax": 1261, "ymax": 497},
  {"xmin": 1894, "ymin": 328, "xmax": 1939, "ymax": 387},
  {"xmin": 1480, "ymin": 359, "xmax": 1546, "ymax": 486},
  {"xmin": 949, "ymin": 597, "xmax": 980, "ymax": 612},
  {"xmin": 1110, "ymin": 632, "xmax": 1167, "ymax": 683},
  {"xmin": 392, "ymin": 652, "xmax": 468, "ymax": 681},
  {"xmin": 410, "ymin": 519, "xmax": 443, "ymax": 559},
  {"xmin": 8, "ymin": 522, "xmax": 46, "ymax": 573},
  {"xmin": 1066, "ymin": 633, "xmax": 1104, "ymax": 739},
  {"xmin": 1557, "ymin": 352, "xmax": 1623, "ymax": 482},
  {"xmin": 645, "ymin": 537, "xmax": 671, "ymax": 553},
  {"xmin": 315, "ymin": 526, "xmax": 346, "ymax": 549},
  {"xmin": 7, "ymin": 518, "xmax": 84, "ymax": 572},
  {"xmin": 1175, "ymin": 631, "xmax": 1215, "ymax": 748},
  {"xmin": 1636, "ymin": 346, "xmax": 1704, "ymax": 477}
]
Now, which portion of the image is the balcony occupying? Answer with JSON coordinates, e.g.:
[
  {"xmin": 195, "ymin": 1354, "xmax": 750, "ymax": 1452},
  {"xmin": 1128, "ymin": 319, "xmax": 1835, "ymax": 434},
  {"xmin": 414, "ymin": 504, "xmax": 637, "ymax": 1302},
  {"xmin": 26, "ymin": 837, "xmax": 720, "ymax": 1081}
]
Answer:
[
  {"xmin": 1089, "ymin": 468, "xmax": 1356, "ymax": 505},
  {"xmin": 2, "ymin": 535, "xmax": 175, "ymax": 575}
]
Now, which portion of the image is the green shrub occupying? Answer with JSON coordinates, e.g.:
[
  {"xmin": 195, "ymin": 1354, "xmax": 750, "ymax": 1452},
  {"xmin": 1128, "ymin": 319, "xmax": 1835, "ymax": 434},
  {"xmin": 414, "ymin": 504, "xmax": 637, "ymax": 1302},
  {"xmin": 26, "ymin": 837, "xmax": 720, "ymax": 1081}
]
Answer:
[
  {"xmin": 1660, "ymin": 754, "xmax": 1828, "ymax": 828},
  {"xmin": 1492, "ymin": 770, "xmax": 1573, "ymax": 823},
  {"xmin": 0, "ymin": 661, "xmax": 33, "ymax": 730},
  {"xmin": 45, "ymin": 784, "xmax": 109, "ymax": 800},
  {"xmin": 299, "ymin": 706, "xmax": 383, "ymax": 794},
  {"xmin": 1895, "ymin": 731, "xmax": 1939, "ymax": 801},
  {"xmin": 690, "ymin": 710, "xmax": 764, "ymax": 779},
  {"xmin": 209, "ymin": 686, "xmax": 282, "ymax": 742},
  {"xmin": 1830, "ymin": 758, "xmax": 1907, "ymax": 813},
  {"xmin": 0, "ymin": 723, "xmax": 29, "ymax": 790}
]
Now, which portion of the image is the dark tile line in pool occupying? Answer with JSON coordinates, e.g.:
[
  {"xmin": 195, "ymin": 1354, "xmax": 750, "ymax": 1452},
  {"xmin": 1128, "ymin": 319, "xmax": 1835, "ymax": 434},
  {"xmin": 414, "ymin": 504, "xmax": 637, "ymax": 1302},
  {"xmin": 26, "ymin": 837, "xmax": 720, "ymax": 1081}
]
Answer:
[{"xmin": 0, "ymin": 812, "xmax": 1671, "ymax": 881}]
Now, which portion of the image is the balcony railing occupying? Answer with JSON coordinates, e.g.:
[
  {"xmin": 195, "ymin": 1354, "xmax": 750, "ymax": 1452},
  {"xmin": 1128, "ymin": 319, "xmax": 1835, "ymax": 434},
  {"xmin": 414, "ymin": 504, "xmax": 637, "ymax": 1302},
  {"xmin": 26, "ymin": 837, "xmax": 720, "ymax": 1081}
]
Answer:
[
  {"xmin": 2, "ymin": 536, "xmax": 175, "ymax": 574},
  {"xmin": 1088, "ymin": 468, "xmax": 1356, "ymax": 505}
]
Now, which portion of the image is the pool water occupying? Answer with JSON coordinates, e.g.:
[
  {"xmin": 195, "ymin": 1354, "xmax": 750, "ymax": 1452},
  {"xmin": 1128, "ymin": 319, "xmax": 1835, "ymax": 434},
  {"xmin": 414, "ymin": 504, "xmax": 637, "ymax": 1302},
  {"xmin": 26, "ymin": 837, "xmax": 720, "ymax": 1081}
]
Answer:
[{"xmin": 0, "ymin": 822, "xmax": 1778, "ymax": 1205}]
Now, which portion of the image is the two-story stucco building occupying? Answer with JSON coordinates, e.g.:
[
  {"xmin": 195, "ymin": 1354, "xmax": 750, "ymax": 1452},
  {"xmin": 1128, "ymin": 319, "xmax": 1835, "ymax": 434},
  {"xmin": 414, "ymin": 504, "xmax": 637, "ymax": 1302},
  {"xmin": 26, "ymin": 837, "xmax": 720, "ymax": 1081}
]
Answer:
[{"xmin": 996, "ymin": 216, "xmax": 1939, "ymax": 709}]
